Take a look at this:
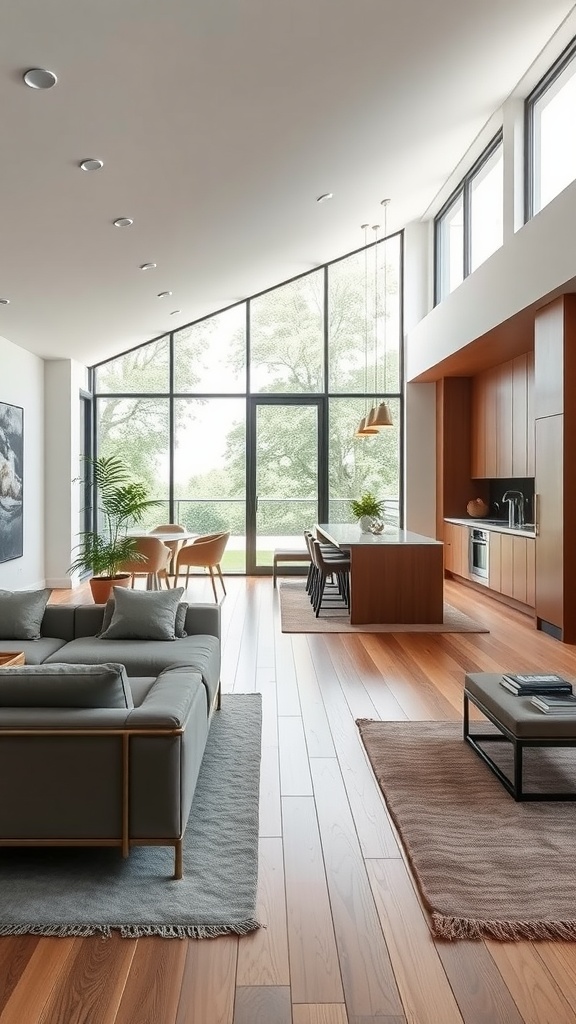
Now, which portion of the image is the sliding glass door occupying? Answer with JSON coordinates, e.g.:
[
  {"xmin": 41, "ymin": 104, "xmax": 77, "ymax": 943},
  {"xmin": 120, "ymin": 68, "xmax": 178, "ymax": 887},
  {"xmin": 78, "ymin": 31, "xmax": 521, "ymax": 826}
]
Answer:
[{"xmin": 246, "ymin": 398, "xmax": 324, "ymax": 574}]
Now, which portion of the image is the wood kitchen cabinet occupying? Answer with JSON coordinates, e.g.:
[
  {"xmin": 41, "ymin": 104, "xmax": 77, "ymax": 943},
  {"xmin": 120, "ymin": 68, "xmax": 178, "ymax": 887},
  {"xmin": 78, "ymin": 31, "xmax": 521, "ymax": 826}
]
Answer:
[
  {"xmin": 444, "ymin": 523, "xmax": 470, "ymax": 578},
  {"xmin": 533, "ymin": 294, "xmax": 576, "ymax": 642},
  {"xmin": 471, "ymin": 353, "xmax": 534, "ymax": 479},
  {"xmin": 488, "ymin": 531, "xmax": 535, "ymax": 607}
]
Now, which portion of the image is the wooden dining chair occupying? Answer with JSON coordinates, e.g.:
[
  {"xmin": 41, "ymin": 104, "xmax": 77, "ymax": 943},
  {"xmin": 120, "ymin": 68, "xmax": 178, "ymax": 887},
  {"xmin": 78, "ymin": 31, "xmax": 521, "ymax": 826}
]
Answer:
[
  {"xmin": 151, "ymin": 524, "xmax": 187, "ymax": 576},
  {"xmin": 175, "ymin": 531, "xmax": 230, "ymax": 601}
]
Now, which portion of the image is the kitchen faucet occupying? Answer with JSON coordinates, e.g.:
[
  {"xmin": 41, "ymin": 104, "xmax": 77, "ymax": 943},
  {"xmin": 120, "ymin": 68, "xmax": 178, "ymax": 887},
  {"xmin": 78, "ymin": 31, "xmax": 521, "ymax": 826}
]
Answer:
[{"xmin": 502, "ymin": 490, "xmax": 525, "ymax": 529}]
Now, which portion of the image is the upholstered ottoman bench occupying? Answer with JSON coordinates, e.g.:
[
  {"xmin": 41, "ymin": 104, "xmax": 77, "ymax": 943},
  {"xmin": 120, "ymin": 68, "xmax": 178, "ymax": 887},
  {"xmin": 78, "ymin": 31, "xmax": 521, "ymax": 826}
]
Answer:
[
  {"xmin": 272, "ymin": 548, "xmax": 311, "ymax": 588},
  {"xmin": 464, "ymin": 672, "xmax": 576, "ymax": 801}
]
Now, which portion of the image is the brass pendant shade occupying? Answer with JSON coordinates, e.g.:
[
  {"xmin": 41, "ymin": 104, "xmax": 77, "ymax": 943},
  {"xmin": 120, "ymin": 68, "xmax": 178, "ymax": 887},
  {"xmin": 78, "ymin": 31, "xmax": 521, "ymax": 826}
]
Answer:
[
  {"xmin": 366, "ymin": 401, "xmax": 394, "ymax": 428},
  {"xmin": 354, "ymin": 416, "xmax": 379, "ymax": 437}
]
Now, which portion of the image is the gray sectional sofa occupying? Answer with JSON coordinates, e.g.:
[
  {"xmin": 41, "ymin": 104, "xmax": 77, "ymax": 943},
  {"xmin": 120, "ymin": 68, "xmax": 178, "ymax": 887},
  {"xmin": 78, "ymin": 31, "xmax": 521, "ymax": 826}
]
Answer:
[{"xmin": 0, "ymin": 602, "xmax": 221, "ymax": 878}]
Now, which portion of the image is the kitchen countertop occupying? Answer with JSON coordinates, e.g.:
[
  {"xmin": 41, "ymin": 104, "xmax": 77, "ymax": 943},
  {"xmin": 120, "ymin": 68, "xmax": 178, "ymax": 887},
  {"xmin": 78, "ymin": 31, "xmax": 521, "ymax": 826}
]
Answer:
[
  {"xmin": 445, "ymin": 517, "xmax": 536, "ymax": 539},
  {"xmin": 317, "ymin": 523, "xmax": 442, "ymax": 546}
]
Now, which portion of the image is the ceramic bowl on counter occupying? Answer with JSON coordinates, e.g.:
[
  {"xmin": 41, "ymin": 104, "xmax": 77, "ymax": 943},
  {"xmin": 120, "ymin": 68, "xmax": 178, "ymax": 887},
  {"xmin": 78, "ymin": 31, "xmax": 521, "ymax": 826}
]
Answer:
[{"xmin": 466, "ymin": 498, "xmax": 489, "ymax": 518}]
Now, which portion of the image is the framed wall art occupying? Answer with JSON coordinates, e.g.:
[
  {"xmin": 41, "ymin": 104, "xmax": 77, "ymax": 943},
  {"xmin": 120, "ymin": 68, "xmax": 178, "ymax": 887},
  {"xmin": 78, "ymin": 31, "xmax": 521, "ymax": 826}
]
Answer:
[{"xmin": 0, "ymin": 401, "xmax": 23, "ymax": 563}]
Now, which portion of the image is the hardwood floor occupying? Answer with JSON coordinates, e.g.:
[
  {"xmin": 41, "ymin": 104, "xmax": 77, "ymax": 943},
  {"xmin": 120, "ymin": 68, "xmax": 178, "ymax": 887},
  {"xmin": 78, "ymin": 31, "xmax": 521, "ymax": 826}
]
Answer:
[{"xmin": 3, "ymin": 576, "xmax": 576, "ymax": 1023}]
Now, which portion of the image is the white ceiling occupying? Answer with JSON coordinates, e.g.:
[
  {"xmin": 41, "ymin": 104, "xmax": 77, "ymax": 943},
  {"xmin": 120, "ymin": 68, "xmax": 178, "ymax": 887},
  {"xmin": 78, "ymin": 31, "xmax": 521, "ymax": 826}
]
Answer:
[{"xmin": 1, "ymin": 0, "xmax": 574, "ymax": 366}]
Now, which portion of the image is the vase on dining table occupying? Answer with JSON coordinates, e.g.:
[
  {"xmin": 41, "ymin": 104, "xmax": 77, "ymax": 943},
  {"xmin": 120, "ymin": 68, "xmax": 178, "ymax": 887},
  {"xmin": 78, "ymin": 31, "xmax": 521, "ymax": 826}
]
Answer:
[{"xmin": 358, "ymin": 515, "xmax": 374, "ymax": 534}]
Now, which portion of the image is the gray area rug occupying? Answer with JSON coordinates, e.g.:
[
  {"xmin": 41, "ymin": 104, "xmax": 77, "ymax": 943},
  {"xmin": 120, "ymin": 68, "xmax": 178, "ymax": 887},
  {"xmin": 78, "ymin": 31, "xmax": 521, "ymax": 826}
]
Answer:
[
  {"xmin": 279, "ymin": 580, "xmax": 489, "ymax": 633},
  {"xmin": 358, "ymin": 719, "xmax": 576, "ymax": 941},
  {"xmin": 0, "ymin": 694, "xmax": 262, "ymax": 939}
]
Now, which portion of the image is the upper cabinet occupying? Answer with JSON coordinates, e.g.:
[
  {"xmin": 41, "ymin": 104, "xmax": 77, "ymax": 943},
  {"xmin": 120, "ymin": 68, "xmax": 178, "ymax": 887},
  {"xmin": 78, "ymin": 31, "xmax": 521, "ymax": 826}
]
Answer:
[{"xmin": 471, "ymin": 353, "xmax": 534, "ymax": 478}]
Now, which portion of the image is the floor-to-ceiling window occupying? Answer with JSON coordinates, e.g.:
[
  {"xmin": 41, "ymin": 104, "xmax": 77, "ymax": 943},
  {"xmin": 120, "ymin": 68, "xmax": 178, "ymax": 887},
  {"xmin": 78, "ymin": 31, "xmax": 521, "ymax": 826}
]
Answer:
[{"xmin": 93, "ymin": 231, "xmax": 403, "ymax": 574}]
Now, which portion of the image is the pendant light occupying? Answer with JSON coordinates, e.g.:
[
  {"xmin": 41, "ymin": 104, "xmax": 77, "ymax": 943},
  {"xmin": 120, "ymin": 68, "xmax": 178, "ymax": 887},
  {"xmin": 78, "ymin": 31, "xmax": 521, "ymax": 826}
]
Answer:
[
  {"xmin": 366, "ymin": 200, "xmax": 393, "ymax": 429},
  {"xmin": 354, "ymin": 223, "xmax": 379, "ymax": 437}
]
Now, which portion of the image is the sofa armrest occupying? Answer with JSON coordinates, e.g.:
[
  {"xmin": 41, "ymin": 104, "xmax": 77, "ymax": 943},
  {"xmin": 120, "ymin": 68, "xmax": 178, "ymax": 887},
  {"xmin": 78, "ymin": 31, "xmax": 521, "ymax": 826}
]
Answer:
[
  {"xmin": 184, "ymin": 603, "xmax": 221, "ymax": 640},
  {"xmin": 126, "ymin": 667, "xmax": 206, "ymax": 729}
]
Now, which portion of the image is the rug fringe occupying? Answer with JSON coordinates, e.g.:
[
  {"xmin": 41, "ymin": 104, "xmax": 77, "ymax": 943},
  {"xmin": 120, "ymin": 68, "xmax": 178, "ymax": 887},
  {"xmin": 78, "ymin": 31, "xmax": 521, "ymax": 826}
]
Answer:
[
  {"xmin": 431, "ymin": 912, "xmax": 576, "ymax": 942},
  {"xmin": 0, "ymin": 919, "xmax": 262, "ymax": 940}
]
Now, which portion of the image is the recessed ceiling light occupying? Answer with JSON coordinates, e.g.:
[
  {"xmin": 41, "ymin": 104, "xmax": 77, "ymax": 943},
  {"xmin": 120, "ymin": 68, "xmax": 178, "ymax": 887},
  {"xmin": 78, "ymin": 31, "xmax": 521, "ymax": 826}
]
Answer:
[
  {"xmin": 113, "ymin": 218, "xmax": 133, "ymax": 228},
  {"xmin": 170, "ymin": 310, "xmax": 181, "ymax": 316},
  {"xmin": 316, "ymin": 192, "xmax": 334, "ymax": 203},
  {"xmin": 23, "ymin": 68, "xmax": 57, "ymax": 90},
  {"xmin": 157, "ymin": 291, "xmax": 172, "ymax": 298},
  {"xmin": 79, "ymin": 158, "xmax": 104, "ymax": 172},
  {"xmin": 139, "ymin": 263, "xmax": 157, "ymax": 271},
  {"xmin": 0, "ymin": 298, "xmax": 10, "ymax": 305}
]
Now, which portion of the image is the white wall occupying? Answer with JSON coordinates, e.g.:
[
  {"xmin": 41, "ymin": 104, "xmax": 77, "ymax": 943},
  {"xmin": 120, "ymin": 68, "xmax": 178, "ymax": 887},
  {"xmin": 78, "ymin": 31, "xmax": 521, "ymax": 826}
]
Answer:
[
  {"xmin": 44, "ymin": 360, "xmax": 86, "ymax": 588},
  {"xmin": 403, "ymin": 220, "xmax": 437, "ymax": 535},
  {"xmin": 0, "ymin": 335, "xmax": 45, "ymax": 589},
  {"xmin": 406, "ymin": 176, "xmax": 576, "ymax": 381}
]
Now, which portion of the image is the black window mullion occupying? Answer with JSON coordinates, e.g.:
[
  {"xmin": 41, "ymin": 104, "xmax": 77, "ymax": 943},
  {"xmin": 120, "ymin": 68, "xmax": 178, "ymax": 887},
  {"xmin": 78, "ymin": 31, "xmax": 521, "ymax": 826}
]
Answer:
[
  {"xmin": 463, "ymin": 180, "xmax": 472, "ymax": 279},
  {"xmin": 169, "ymin": 332, "xmax": 175, "ymax": 522}
]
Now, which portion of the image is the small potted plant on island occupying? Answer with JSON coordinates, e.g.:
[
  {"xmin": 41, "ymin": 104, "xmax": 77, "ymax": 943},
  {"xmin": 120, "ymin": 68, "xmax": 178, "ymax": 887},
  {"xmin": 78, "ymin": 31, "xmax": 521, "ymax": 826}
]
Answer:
[
  {"xmin": 70, "ymin": 454, "xmax": 161, "ymax": 603},
  {"xmin": 350, "ymin": 492, "xmax": 386, "ymax": 534}
]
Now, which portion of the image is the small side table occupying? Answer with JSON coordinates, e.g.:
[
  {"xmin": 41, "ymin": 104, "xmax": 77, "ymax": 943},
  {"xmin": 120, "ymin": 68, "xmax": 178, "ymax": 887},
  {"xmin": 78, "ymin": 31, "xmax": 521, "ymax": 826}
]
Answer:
[{"xmin": 0, "ymin": 652, "xmax": 25, "ymax": 668}]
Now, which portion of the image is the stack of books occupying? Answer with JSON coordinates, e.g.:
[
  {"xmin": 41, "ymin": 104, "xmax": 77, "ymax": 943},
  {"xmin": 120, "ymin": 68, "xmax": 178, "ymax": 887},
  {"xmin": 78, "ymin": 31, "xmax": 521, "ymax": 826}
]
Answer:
[
  {"xmin": 530, "ymin": 693, "xmax": 576, "ymax": 714},
  {"xmin": 500, "ymin": 673, "xmax": 572, "ymax": 696}
]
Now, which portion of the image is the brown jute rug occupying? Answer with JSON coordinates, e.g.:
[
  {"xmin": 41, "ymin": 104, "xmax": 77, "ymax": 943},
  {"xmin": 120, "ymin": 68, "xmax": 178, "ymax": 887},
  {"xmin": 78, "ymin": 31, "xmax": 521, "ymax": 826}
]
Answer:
[
  {"xmin": 357, "ymin": 719, "xmax": 576, "ymax": 941},
  {"xmin": 278, "ymin": 581, "xmax": 488, "ymax": 633}
]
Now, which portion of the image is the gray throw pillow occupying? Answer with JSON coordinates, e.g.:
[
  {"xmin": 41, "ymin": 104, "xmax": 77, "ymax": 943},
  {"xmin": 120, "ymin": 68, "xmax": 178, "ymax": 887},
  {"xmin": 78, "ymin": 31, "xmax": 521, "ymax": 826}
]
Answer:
[
  {"xmin": 0, "ymin": 662, "xmax": 134, "ymax": 709},
  {"xmin": 99, "ymin": 586, "xmax": 186, "ymax": 641},
  {"xmin": 99, "ymin": 597, "xmax": 188, "ymax": 638},
  {"xmin": 0, "ymin": 588, "xmax": 52, "ymax": 641}
]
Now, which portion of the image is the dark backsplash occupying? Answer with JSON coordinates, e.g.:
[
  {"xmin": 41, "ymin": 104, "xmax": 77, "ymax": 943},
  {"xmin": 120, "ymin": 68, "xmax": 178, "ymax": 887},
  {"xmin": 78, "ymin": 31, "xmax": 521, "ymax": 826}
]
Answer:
[{"xmin": 488, "ymin": 478, "xmax": 535, "ymax": 523}]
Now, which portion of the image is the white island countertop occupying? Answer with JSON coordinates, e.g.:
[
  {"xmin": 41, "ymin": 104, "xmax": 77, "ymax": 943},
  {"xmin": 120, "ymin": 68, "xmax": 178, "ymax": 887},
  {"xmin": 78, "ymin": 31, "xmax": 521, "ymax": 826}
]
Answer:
[{"xmin": 316, "ymin": 524, "xmax": 443, "ymax": 547}]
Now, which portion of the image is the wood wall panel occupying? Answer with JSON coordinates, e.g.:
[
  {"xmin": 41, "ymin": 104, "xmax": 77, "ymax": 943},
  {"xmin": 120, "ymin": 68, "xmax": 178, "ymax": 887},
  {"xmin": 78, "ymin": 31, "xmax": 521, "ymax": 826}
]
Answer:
[
  {"xmin": 437, "ymin": 377, "xmax": 480, "ymax": 530},
  {"xmin": 526, "ymin": 351, "xmax": 535, "ymax": 476},
  {"xmin": 534, "ymin": 298, "xmax": 564, "ymax": 420},
  {"xmin": 485, "ymin": 366, "xmax": 499, "ymax": 477},
  {"xmin": 471, "ymin": 374, "xmax": 487, "ymax": 479},
  {"xmin": 512, "ymin": 354, "xmax": 528, "ymax": 477},
  {"xmin": 562, "ymin": 295, "xmax": 576, "ymax": 642},
  {"xmin": 535, "ymin": 415, "xmax": 563, "ymax": 631},
  {"xmin": 471, "ymin": 353, "xmax": 534, "ymax": 481},
  {"xmin": 497, "ymin": 360, "xmax": 513, "ymax": 478}
]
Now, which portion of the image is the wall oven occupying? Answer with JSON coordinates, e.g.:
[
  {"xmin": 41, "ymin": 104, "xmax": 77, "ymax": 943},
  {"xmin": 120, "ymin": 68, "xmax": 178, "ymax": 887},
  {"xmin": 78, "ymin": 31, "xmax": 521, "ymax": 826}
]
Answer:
[{"xmin": 469, "ymin": 528, "xmax": 489, "ymax": 584}]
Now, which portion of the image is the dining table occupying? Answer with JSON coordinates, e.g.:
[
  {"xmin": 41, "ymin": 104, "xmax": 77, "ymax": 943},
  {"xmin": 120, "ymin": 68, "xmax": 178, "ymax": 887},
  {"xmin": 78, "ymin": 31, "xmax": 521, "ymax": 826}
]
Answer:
[
  {"xmin": 315, "ymin": 523, "xmax": 444, "ymax": 625},
  {"xmin": 126, "ymin": 529, "xmax": 197, "ymax": 543}
]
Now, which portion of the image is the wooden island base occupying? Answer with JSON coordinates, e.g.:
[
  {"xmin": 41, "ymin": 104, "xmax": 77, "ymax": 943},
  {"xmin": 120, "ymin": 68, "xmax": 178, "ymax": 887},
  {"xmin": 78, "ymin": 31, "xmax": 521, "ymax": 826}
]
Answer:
[{"xmin": 316, "ymin": 524, "xmax": 444, "ymax": 625}]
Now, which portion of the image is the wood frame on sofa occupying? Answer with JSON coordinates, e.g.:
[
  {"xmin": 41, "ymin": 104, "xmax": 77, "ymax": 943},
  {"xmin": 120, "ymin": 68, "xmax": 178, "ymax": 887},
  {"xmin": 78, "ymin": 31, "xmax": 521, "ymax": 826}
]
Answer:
[{"xmin": 0, "ymin": 724, "xmax": 188, "ymax": 879}]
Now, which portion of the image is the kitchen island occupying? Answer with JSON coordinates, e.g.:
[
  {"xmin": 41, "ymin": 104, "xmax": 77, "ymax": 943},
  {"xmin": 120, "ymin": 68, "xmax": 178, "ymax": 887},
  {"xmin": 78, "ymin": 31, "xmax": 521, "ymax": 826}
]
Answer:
[{"xmin": 316, "ymin": 524, "xmax": 444, "ymax": 625}]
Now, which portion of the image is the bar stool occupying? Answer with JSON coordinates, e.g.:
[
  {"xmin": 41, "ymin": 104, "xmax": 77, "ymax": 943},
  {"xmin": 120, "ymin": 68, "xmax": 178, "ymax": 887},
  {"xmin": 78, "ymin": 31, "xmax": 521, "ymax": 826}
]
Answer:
[
  {"xmin": 310, "ymin": 539, "xmax": 350, "ymax": 617},
  {"xmin": 304, "ymin": 530, "xmax": 343, "ymax": 599}
]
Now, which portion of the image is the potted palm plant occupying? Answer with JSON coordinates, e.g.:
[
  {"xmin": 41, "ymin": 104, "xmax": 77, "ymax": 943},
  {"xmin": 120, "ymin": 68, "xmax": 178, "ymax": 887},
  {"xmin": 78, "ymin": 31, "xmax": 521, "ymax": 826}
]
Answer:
[
  {"xmin": 350, "ymin": 492, "xmax": 386, "ymax": 533},
  {"xmin": 70, "ymin": 454, "xmax": 161, "ymax": 602}
]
